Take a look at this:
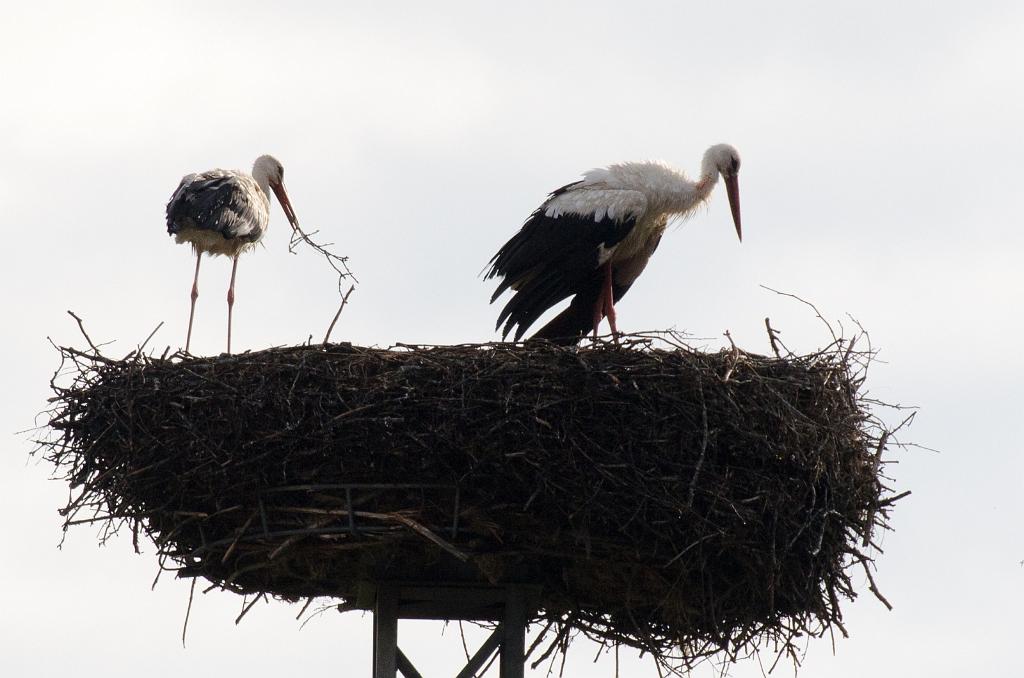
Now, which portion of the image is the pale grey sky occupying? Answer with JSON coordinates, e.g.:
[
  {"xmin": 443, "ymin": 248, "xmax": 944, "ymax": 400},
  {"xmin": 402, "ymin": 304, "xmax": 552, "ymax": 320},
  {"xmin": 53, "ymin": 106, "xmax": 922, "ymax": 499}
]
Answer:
[{"xmin": 3, "ymin": 2, "xmax": 1023, "ymax": 676}]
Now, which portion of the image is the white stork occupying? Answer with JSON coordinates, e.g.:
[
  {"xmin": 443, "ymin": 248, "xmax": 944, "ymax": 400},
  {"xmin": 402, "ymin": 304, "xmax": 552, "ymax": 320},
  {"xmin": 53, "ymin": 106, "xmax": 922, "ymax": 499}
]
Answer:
[
  {"xmin": 486, "ymin": 144, "xmax": 743, "ymax": 344},
  {"xmin": 166, "ymin": 155, "xmax": 299, "ymax": 354}
]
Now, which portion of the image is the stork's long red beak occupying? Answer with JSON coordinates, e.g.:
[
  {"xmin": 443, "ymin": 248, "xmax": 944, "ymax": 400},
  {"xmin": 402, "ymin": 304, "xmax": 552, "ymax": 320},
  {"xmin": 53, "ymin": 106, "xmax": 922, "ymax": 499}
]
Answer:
[
  {"xmin": 271, "ymin": 181, "xmax": 300, "ymax": 231},
  {"xmin": 725, "ymin": 174, "xmax": 742, "ymax": 242}
]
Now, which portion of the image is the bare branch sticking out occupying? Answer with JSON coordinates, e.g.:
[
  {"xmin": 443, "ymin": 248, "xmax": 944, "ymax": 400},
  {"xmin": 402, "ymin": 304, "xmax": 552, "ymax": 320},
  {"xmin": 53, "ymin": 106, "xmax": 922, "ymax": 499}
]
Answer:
[{"xmin": 287, "ymin": 221, "xmax": 358, "ymax": 340}]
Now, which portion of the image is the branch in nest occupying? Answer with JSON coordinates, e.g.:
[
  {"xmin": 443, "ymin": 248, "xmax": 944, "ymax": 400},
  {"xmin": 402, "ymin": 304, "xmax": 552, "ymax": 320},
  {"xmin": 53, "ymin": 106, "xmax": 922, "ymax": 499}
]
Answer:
[
  {"xmin": 287, "ymin": 222, "xmax": 358, "ymax": 339},
  {"xmin": 288, "ymin": 223, "xmax": 358, "ymax": 289}
]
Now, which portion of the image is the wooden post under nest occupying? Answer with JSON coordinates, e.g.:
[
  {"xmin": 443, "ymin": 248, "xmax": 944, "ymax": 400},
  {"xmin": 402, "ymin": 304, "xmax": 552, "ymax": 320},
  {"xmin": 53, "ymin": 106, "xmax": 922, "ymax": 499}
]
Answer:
[{"xmin": 370, "ymin": 583, "xmax": 531, "ymax": 678}]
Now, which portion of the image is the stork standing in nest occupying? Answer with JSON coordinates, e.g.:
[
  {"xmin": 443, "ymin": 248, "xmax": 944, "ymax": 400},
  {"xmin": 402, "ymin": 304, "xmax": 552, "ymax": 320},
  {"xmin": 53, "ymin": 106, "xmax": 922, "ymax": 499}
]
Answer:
[
  {"xmin": 486, "ymin": 144, "xmax": 743, "ymax": 344},
  {"xmin": 166, "ymin": 155, "xmax": 300, "ymax": 354}
]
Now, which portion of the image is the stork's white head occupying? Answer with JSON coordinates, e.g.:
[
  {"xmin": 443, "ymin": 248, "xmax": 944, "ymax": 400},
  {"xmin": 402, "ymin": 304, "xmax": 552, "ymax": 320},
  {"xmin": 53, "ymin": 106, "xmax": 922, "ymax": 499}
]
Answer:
[
  {"xmin": 701, "ymin": 144, "xmax": 742, "ymax": 242},
  {"xmin": 252, "ymin": 154, "xmax": 299, "ymax": 231},
  {"xmin": 253, "ymin": 154, "xmax": 285, "ymax": 188},
  {"xmin": 702, "ymin": 143, "xmax": 741, "ymax": 179}
]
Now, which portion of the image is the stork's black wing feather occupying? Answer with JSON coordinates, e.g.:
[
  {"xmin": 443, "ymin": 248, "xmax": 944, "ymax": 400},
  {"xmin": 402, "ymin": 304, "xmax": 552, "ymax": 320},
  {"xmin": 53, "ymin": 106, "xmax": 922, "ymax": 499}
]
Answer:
[
  {"xmin": 525, "ymin": 277, "xmax": 603, "ymax": 346},
  {"xmin": 166, "ymin": 172, "xmax": 264, "ymax": 243},
  {"xmin": 486, "ymin": 183, "xmax": 638, "ymax": 340},
  {"xmin": 529, "ymin": 231, "xmax": 664, "ymax": 345}
]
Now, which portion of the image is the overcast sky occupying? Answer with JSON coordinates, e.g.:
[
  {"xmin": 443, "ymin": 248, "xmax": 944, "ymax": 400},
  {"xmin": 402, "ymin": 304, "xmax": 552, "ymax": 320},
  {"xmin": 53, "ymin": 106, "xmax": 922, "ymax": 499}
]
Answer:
[{"xmin": 3, "ymin": 2, "xmax": 1023, "ymax": 676}]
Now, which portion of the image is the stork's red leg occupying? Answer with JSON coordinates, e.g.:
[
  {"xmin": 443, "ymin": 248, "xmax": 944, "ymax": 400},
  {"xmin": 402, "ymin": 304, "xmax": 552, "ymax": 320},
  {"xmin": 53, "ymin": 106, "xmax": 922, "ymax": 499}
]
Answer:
[
  {"xmin": 605, "ymin": 299, "xmax": 619, "ymax": 344},
  {"xmin": 185, "ymin": 251, "xmax": 202, "ymax": 353},
  {"xmin": 602, "ymin": 261, "xmax": 619, "ymax": 343},
  {"xmin": 226, "ymin": 255, "xmax": 239, "ymax": 355},
  {"xmin": 592, "ymin": 261, "xmax": 613, "ymax": 340},
  {"xmin": 591, "ymin": 298, "xmax": 603, "ymax": 340}
]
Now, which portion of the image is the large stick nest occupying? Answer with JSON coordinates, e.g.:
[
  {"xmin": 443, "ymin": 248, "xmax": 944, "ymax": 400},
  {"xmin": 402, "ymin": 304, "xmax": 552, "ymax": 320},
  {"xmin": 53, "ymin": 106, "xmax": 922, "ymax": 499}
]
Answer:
[{"xmin": 41, "ymin": 333, "xmax": 902, "ymax": 670}]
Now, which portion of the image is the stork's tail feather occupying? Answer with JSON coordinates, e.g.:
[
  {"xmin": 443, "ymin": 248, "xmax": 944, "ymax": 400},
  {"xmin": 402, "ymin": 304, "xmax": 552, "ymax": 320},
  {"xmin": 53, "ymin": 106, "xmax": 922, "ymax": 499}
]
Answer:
[{"xmin": 528, "ymin": 287, "xmax": 600, "ymax": 346}]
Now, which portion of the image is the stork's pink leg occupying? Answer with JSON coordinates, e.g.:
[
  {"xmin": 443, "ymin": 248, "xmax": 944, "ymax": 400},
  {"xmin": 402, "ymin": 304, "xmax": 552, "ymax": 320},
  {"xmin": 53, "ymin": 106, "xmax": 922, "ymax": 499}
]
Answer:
[
  {"xmin": 605, "ymin": 298, "xmax": 619, "ymax": 342},
  {"xmin": 185, "ymin": 252, "xmax": 202, "ymax": 353},
  {"xmin": 601, "ymin": 261, "xmax": 620, "ymax": 344},
  {"xmin": 226, "ymin": 255, "xmax": 239, "ymax": 355},
  {"xmin": 592, "ymin": 261, "xmax": 609, "ymax": 340}
]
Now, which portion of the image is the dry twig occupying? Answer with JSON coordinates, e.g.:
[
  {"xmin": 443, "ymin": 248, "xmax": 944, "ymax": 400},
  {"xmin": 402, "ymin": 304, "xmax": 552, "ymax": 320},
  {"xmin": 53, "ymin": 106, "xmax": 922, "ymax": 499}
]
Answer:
[
  {"xmin": 323, "ymin": 283, "xmax": 356, "ymax": 345},
  {"xmin": 286, "ymin": 222, "xmax": 358, "ymax": 337}
]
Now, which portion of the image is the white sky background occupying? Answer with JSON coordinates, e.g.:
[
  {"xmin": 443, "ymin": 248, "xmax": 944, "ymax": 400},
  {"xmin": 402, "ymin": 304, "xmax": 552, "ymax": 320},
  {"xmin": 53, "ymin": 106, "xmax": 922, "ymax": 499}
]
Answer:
[{"xmin": 2, "ymin": 1, "xmax": 1022, "ymax": 675}]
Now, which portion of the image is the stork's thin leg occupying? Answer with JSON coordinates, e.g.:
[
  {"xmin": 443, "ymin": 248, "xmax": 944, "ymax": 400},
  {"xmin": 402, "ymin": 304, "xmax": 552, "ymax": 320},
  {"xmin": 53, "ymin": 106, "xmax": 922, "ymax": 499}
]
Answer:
[
  {"xmin": 602, "ymin": 261, "xmax": 619, "ymax": 343},
  {"xmin": 592, "ymin": 269, "xmax": 607, "ymax": 340},
  {"xmin": 591, "ymin": 294, "xmax": 604, "ymax": 341},
  {"xmin": 605, "ymin": 301, "xmax": 619, "ymax": 344},
  {"xmin": 226, "ymin": 255, "xmax": 239, "ymax": 355},
  {"xmin": 593, "ymin": 262, "xmax": 614, "ymax": 342},
  {"xmin": 185, "ymin": 251, "xmax": 202, "ymax": 353}
]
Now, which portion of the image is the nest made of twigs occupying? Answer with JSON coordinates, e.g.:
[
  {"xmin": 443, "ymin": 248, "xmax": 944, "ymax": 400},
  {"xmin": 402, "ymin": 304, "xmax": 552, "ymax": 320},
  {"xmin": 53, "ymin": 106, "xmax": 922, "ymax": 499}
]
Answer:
[{"xmin": 41, "ymin": 332, "xmax": 903, "ymax": 670}]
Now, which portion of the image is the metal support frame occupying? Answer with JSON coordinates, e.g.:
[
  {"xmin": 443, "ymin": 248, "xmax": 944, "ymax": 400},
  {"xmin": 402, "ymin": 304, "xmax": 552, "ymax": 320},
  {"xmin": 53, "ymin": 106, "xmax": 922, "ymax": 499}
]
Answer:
[{"xmin": 371, "ymin": 583, "xmax": 530, "ymax": 678}]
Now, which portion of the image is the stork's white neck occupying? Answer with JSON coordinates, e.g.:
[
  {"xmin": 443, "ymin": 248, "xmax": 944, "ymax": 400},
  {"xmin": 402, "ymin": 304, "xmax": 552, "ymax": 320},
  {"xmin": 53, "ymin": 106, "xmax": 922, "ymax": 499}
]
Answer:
[
  {"xmin": 691, "ymin": 168, "xmax": 718, "ymax": 204},
  {"xmin": 251, "ymin": 167, "xmax": 273, "ymax": 200},
  {"xmin": 699, "ymin": 152, "xmax": 722, "ymax": 186},
  {"xmin": 657, "ymin": 148, "xmax": 726, "ymax": 215},
  {"xmin": 655, "ymin": 165, "xmax": 716, "ymax": 217},
  {"xmin": 574, "ymin": 158, "xmax": 722, "ymax": 220},
  {"xmin": 251, "ymin": 155, "xmax": 284, "ymax": 202}
]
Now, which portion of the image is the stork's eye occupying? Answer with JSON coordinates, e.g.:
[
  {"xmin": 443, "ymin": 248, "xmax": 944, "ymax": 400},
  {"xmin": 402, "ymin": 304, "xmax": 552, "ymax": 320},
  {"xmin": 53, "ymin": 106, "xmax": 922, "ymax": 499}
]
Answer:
[{"xmin": 731, "ymin": 157, "xmax": 740, "ymax": 173}]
